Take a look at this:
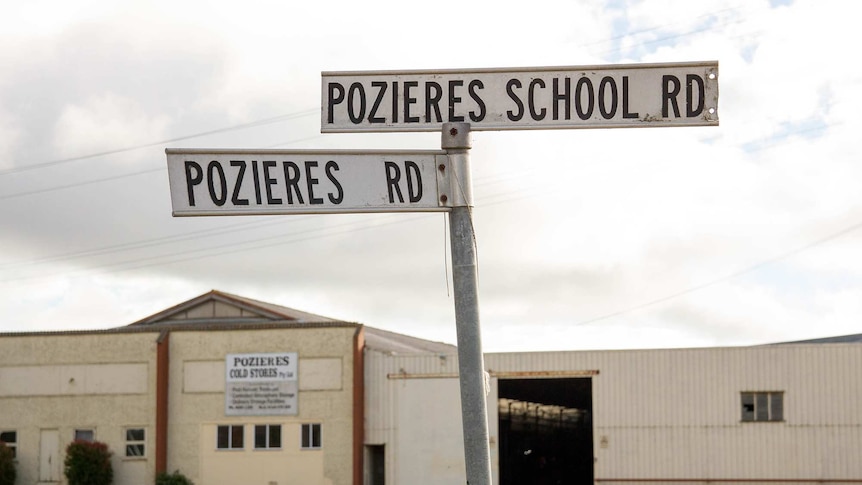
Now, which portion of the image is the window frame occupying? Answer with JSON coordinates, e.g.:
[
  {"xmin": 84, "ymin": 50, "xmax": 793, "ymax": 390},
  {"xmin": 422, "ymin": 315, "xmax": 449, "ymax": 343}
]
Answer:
[
  {"xmin": 216, "ymin": 425, "xmax": 245, "ymax": 451},
  {"xmin": 0, "ymin": 430, "xmax": 16, "ymax": 459},
  {"xmin": 74, "ymin": 429, "xmax": 95, "ymax": 442},
  {"xmin": 124, "ymin": 427, "xmax": 146, "ymax": 459},
  {"xmin": 741, "ymin": 391, "xmax": 784, "ymax": 422},
  {"xmin": 254, "ymin": 424, "xmax": 283, "ymax": 451},
  {"xmin": 301, "ymin": 423, "xmax": 322, "ymax": 450}
]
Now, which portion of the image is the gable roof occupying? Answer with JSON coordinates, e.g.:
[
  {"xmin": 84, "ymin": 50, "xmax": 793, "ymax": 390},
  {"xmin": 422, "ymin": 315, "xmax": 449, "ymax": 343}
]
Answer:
[
  {"xmin": 127, "ymin": 290, "xmax": 457, "ymax": 354},
  {"xmin": 129, "ymin": 289, "xmax": 341, "ymax": 327}
]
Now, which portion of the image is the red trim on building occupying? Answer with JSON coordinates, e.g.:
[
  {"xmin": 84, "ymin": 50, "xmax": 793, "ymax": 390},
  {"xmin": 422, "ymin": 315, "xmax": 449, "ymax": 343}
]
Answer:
[
  {"xmin": 353, "ymin": 326, "xmax": 366, "ymax": 485},
  {"xmin": 156, "ymin": 330, "xmax": 170, "ymax": 475}
]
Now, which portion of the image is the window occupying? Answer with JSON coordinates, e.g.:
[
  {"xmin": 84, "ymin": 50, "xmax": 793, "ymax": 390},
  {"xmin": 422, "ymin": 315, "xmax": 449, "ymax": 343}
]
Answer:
[
  {"xmin": 217, "ymin": 425, "xmax": 244, "ymax": 450},
  {"xmin": 0, "ymin": 431, "xmax": 16, "ymax": 459},
  {"xmin": 301, "ymin": 423, "xmax": 322, "ymax": 450},
  {"xmin": 254, "ymin": 425, "xmax": 282, "ymax": 450},
  {"xmin": 125, "ymin": 428, "xmax": 146, "ymax": 457},
  {"xmin": 75, "ymin": 429, "xmax": 95, "ymax": 442},
  {"xmin": 741, "ymin": 391, "xmax": 783, "ymax": 422}
]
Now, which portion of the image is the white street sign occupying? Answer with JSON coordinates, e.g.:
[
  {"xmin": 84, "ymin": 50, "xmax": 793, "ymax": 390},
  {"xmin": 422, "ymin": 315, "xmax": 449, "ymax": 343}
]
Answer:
[
  {"xmin": 166, "ymin": 148, "xmax": 451, "ymax": 215},
  {"xmin": 226, "ymin": 352, "xmax": 298, "ymax": 416},
  {"xmin": 322, "ymin": 61, "xmax": 718, "ymax": 132}
]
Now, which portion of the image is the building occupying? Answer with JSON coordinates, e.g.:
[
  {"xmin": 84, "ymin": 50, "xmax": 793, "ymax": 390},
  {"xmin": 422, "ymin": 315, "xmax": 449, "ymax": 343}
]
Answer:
[
  {"xmin": 0, "ymin": 290, "xmax": 371, "ymax": 485},
  {"xmin": 2, "ymin": 290, "xmax": 861, "ymax": 484},
  {"xmin": 366, "ymin": 337, "xmax": 862, "ymax": 484}
]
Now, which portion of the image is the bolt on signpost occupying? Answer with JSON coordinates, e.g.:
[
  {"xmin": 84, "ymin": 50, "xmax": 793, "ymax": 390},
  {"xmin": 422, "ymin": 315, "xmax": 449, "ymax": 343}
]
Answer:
[{"xmin": 168, "ymin": 61, "xmax": 718, "ymax": 485}]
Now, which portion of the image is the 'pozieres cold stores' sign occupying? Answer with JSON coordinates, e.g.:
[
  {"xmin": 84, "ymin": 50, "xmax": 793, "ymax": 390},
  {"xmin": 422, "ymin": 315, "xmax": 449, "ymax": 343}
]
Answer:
[{"xmin": 225, "ymin": 352, "xmax": 298, "ymax": 416}]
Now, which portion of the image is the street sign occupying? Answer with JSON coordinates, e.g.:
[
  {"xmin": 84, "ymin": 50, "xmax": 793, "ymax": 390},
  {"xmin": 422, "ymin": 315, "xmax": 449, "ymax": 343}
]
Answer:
[
  {"xmin": 166, "ymin": 148, "xmax": 451, "ymax": 216},
  {"xmin": 322, "ymin": 61, "xmax": 718, "ymax": 132}
]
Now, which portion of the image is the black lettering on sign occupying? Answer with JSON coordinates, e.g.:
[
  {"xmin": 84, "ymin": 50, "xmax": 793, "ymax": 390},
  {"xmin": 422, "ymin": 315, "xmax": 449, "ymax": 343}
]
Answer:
[
  {"xmin": 552, "ymin": 77, "xmax": 570, "ymax": 121},
  {"xmin": 262, "ymin": 160, "xmax": 281, "ymax": 205},
  {"xmin": 575, "ymin": 77, "xmax": 594, "ymax": 120},
  {"xmin": 468, "ymin": 80, "xmax": 486, "ymax": 122},
  {"xmin": 327, "ymin": 83, "xmax": 345, "ymax": 124},
  {"xmin": 426, "ymin": 82, "xmax": 443, "ymax": 123},
  {"xmin": 348, "ymin": 83, "xmax": 366, "ymax": 124},
  {"xmin": 528, "ymin": 79, "xmax": 546, "ymax": 121},
  {"xmin": 404, "ymin": 81, "xmax": 419, "ymax": 123},
  {"xmin": 392, "ymin": 82, "xmax": 399, "ymax": 123},
  {"xmin": 405, "ymin": 161, "xmax": 422, "ymax": 203},
  {"xmin": 369, "ymin": 82, "xmax": 387, "ymax": 123},
  {"xmin": 384, "ymin": 161, "xmax": 423, "ymax": 203},
  {"xmin": 282, "ymin": 161, "xmax": 304, "ymax": 204},
  {"xmin": 325, "ymin": 161, "xmax": 343, "ymax": 204},
  {"xmin": 251, "ymin": 160, "xmax": 262, "ymax": 205},
  {"xmin": 207, "ymin": 161, "xmax": 227, "ymax": 206},
  {"xmin": 622, "ymin": 76, "xmax": 639, "ymax": 119},
  {"xmin": 184, "ymin": 161, "xmax": 203, "ymax": 206},
  {"xmin": 230, "ymin": 160, "xmax": 248, "ymax": 206},
  {"xmin": 686, "ymin": 74, "xmax": 705, "ymax": 117},
  {"xmin": 385, "ymin": 161, "xmax": 404, "ymax": 203},
  {"xmin": 598, "ymin": 76, "xmax": 617, "ymax": 119},
  {"xmin": 304, "ymin": 161, "xmax": 324, "ymax": 204},
  {"xmin": 448, "ymin": 80, "xmax": 465, "ymax": 122},
  {"xmin": 506, "ymin": 79, "xmax": 524, "ymax": 121},
  {"xmin": 662, "ymin": 75, "xmax": 681, "ymax": 118}
]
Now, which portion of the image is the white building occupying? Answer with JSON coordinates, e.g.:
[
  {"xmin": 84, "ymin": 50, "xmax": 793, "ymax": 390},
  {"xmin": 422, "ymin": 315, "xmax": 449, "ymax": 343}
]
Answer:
[{"xmin": 366, "ymin": 336, "xmax": 862, "ymax": 484}]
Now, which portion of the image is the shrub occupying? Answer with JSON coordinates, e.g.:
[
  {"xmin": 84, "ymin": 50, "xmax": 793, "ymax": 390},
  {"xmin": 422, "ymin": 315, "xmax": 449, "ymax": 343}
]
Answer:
[
  {"xmin": 64, "ymin": 440, "xmax": 113, "ymax": 485},
  {"xmin": 0, "ymin": 442, "xmax": 15, "ymax": 485},
  {"xmin": 156, "ymin": 470, "xmax": 195, "ymax": 485}
]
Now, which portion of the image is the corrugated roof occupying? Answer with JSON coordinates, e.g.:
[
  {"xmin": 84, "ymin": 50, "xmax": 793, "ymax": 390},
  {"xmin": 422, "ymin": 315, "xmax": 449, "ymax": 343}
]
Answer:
[
  {"xmin": 770, "ymin": 333, "xmax": 862, "ymax": 345},
  {"xmin": 364, "ymin": 326, "xmax": 456, "ymax": 355}
]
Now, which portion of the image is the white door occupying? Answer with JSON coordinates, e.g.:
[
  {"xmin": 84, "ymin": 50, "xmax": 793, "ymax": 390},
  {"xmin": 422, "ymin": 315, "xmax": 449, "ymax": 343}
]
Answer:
[{"xmin": 39, "ymin": 429, "xmax": 60, "ymax": 482}]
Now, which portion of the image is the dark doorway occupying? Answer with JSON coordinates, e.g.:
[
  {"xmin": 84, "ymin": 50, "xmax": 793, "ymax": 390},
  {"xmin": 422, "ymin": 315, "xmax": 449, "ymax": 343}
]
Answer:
[
  {"xmin": 498, "ymin": 377, "xmax": 593, "ymax": 485},
  {"xmin": 365, "ymin": 444, "xmax": 385, "ymax": 485}
]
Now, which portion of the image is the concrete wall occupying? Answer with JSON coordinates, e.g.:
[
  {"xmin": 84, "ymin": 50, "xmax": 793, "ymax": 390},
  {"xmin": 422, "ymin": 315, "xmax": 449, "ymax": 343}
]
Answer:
[
  {"xmin": 168, "ymin": 326, "xmax": 358, "ymax": 485},
  {"xmin": 0, "ymin": 332, "xmax": 159, "ymax": 485}
]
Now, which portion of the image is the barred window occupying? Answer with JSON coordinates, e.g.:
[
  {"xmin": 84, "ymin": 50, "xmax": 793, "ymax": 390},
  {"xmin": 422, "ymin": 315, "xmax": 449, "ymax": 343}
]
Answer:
[
  {"xmin": 0, "ymin": 431, "xmax": 16, "ymax": 459},
  {"xmin": 741, "ymin": 391, "xmax": 783, "ymax": 422},
  {"xmin": 125, "ymin": 428, "xmax": 146, "ymax": 457},
  {"xmin": 254, "ymin": 425, "xmax": 282, "ymax": 450},
  {"xmin": 217, "ymin": 425, "xmax": 244, "ymax": 450},
  {"xmin": 301, "ymin": 423, "xmax": 322, "ymax": 449}
]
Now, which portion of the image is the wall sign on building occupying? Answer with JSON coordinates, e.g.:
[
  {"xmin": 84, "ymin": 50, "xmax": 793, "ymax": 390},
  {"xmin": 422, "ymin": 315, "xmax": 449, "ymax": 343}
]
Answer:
[{"xmin": 225, "ymin": 352, "xmax": 298, "ymax": 416}]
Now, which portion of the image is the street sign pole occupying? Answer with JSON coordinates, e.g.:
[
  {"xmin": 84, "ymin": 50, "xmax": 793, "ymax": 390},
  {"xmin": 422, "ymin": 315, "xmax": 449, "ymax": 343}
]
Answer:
[{"xmin": 442, "ymin": 122, "xmax": 492, "ymax": 485}]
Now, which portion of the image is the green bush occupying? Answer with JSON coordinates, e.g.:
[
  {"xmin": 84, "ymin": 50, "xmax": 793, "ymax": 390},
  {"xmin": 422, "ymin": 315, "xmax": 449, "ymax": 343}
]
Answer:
[
  {"xmin": 64, "ymin": 440, "xmax": 113, "ymax": 485},
  {"xmin": 0, "ymin": 442, "xmax": 15, "ymax": 485},
  {"xmin": 156, "ymin": 470, "xmax": 195, "ymax": 485}
]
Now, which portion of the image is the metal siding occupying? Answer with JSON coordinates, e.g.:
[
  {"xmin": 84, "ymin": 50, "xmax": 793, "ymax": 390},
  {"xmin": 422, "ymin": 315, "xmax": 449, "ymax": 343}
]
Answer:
[
  {"xmin": 366, "ymin": 344, "xmax": 862, "ymax": 483},
  {"xmin": 486, "ymin": 345, "xmax": 862, "ymax": 481}
]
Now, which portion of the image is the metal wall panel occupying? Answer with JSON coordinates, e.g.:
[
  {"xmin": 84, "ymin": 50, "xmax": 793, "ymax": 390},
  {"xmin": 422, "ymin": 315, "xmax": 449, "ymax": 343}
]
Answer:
[{"xmin": 366, "ymin": 343, "xmax": 862, "ymax": 483}]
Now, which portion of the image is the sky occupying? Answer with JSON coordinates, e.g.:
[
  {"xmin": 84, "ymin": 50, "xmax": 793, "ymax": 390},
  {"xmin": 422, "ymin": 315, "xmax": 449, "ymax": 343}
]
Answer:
[{"xmin": 1, "ymin": 0, "xmax": 860, "ymax": 352}]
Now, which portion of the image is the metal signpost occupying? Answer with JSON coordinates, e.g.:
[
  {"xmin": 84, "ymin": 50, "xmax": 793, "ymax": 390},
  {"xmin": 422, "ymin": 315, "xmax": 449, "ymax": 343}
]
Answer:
[{"xmin": 167, "ymin": 61, "xmax": 719, "ymax": 485}]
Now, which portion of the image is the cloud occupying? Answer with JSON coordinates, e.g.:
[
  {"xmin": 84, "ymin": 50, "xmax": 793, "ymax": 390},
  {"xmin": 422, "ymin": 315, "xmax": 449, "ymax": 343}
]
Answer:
[{"xmin": 1, "ymin": 0, "xmax": 861, "ymax": 354}]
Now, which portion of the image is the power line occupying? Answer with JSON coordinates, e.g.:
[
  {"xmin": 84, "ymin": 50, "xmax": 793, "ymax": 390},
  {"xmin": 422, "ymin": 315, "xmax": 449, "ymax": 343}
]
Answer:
[
  {"xmin": 573, "ymin": 219, "xmax": 862, "ymax": 327},
  {"xmin": 0, "ymin": 109, "xmax": 317, "ymax": 177}
]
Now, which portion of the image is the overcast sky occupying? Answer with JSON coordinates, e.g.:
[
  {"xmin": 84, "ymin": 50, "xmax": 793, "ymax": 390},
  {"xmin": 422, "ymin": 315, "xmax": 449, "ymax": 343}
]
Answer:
[{"xmin": 1, "ymin": 0, "xmax": 860, "ymax": 352}]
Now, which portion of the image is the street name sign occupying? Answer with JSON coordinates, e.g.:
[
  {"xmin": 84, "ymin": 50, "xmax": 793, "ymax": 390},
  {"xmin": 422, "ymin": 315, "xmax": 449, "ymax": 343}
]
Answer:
[
  {"xmin": 166, "ymin": 148, "xmax": 451, "ymax": 216},
  {"xmin": 322, "ymin": 61, "xmax": 718, "ymax": 132}
]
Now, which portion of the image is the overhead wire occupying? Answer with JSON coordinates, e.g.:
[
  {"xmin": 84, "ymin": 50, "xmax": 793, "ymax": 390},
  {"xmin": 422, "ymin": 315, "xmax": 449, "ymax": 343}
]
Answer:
[{"xmin": 0, "ymin": 109, "xmax": 318, "ymax": 177}]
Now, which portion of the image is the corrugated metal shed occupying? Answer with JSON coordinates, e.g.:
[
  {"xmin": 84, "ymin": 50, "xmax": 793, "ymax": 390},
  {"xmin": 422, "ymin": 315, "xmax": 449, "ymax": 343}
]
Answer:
[{"xmin": 366, "ymin": 341, "xmax": 862, "ymax": 483}]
